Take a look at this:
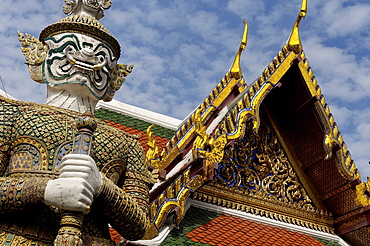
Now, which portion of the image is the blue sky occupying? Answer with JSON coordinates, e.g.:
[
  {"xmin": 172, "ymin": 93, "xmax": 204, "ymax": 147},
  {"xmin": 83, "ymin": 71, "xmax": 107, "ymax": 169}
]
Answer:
[{"xmin": 1, "ymin": 0, "xmax": 370, "ymax": 180}]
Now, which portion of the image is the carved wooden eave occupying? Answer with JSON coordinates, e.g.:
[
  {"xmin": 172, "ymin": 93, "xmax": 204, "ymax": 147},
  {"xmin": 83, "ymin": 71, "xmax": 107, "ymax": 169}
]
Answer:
[{"xmin": 143, "ymin": 2, "xmax": 370, "ymax": 245}]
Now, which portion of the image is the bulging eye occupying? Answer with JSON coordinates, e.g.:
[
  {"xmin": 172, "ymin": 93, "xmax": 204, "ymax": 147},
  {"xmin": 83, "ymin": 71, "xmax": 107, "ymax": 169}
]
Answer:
[
  {"xmin": 65, "ymin": 45, "xmax": 75, "ymax": 53},
  {"xmin": 96, "ymin": 55, "xmax": 105, "ymax": 63}
]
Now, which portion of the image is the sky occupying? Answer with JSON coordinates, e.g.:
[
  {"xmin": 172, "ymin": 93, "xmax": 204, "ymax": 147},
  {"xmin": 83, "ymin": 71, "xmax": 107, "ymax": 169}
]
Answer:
[{"xmin": 1, "ymin": 0, "xmax": 370, "ymax": 180}]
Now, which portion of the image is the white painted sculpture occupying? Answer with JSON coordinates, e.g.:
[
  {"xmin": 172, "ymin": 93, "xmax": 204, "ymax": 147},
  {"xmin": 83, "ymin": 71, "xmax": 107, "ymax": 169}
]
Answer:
[
  {"xmin": 44, "ymin": 154, "xmax": 102, "ymax": 214},
  {"xmin": 44, "ymin": 32, "xmax": 118, "ymax": 113}
]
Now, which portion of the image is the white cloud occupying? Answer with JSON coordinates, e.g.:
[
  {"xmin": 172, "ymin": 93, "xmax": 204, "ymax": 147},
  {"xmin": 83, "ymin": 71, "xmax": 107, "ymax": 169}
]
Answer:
[
  {"xmin": 226, "ymin": 0, "xmax": 265, "ymax": 19},
  {"xmin": 318, "ymin": 1, "xmax": 370, "ymax": 38},
  {"xmin": 304, "ymin": 37, "xmax": 370, "ymax": 102}
]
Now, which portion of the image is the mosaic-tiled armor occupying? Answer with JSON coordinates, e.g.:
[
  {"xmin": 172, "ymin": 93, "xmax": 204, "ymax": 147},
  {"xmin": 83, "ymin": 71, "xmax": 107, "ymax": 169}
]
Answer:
[{"xmin": 0, "ymin": 96, "xmax": 154, "ymax": 245}]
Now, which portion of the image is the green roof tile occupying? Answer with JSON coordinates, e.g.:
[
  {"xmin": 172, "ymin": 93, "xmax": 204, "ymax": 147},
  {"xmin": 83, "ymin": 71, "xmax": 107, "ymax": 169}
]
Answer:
[
  {"xmin": 315, "ymin": 237, "xmax": 342, "ymax": 246},
  {"xmin": 94, "ymin": 108, "xmax": 176, "ymax": 139}
]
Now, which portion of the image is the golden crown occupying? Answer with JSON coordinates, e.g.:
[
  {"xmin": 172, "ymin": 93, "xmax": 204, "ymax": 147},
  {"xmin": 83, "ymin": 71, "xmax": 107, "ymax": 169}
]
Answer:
[{"xmin": 39, "ymin": 0, "xmax": 120, "ymax": 59}]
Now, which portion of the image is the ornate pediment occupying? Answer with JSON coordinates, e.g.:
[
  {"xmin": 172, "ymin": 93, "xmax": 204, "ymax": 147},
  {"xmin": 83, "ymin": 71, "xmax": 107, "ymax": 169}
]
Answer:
[
  {"xmin": 212, "ymin": 121, "xmax": 313, "ymax": 207},
  {"xmin": 194, "ymin": 117, "xmax": 334, "ymax": 233}
]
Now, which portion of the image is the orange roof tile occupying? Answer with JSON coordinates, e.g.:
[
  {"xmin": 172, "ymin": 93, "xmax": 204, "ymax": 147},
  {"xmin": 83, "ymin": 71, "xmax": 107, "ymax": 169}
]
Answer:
[
  {"xmin": 104, "ymin": 119, "xmax": 169, "ymax": 153},
  {"xmin": 109, "ymin": 227, "xmax": 123, "ymax": 244},
  {"xmin": 185, "ymin": 214, "xmax": 326, "ymax": 246}
]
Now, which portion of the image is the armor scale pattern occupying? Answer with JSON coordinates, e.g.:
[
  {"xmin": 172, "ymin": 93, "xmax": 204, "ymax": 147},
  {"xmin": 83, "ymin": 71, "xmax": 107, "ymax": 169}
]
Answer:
[{"xmin": 0, "ymin": 96, "xmax": 154, "ymax": 245}]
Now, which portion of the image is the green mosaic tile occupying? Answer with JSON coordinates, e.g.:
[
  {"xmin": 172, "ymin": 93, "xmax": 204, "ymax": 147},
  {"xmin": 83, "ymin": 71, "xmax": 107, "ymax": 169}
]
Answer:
[
  {"xmin": 315, "ymin": 237, "xmax": 342, "ymax": 246},
  {"xmin": 161, "ymin": 206, "xmax": 220, "ymax": 246},
  {"xmin": 94, "ymin": 108, "xmax": 176, "ymax": 139}
]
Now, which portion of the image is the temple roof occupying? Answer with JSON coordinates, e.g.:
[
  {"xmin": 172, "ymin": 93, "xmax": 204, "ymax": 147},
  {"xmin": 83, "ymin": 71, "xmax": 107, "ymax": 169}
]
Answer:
[
  {"xmin": 94, "ymin": 2, "xmax": 370, "ymax": 244},
  {"xmin": 94, "ymin": 110, "xmax": 174, "ymax": 153},
  {"xmin": 162, "ymin": 207, "xmax": 342, "ymax": 246}
]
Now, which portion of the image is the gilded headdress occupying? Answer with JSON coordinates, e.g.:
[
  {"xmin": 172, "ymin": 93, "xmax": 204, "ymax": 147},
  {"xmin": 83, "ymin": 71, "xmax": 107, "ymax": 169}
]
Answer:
[{"xmin": 40, "ymin": 0, "xmax": 120, "ymax": 59}]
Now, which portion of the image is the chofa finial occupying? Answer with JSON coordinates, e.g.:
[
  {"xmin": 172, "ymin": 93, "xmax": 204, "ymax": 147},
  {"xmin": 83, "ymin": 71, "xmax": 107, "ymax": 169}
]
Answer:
[
  {"xmin": 287, "ymin": 0, "xmax": 307, "ymax": 53},
  {"xmin": 63, "ymin": 0, "xmax": 112, "ymax": 20},
  {"xmin": 230, "ymin": 20, "xmax": 248, "ymax": 80}
]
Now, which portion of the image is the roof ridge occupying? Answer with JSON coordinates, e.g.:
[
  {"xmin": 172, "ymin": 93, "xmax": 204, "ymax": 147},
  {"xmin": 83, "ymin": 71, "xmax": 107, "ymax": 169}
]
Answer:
[
  {"xmin": 94, "ymin": 108, "xmax": 176, "ymax": 139},
  {"xmin": 97, "ymin": 99, "xmax": 181, "ymax": 131}
]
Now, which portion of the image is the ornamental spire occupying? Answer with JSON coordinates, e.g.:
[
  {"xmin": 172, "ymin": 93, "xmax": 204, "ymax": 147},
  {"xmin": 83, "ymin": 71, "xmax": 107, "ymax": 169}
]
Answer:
[
  {"xmin": 63, "ymin": 0, "xmax": 112, "ymax": 20},
  {"xmin": 230, "ymin": 20, "xmax": 248, "ymax": 80},
  {"xmin": 287, "ymin": 0, "xmax": 307, "ymax": 53}
]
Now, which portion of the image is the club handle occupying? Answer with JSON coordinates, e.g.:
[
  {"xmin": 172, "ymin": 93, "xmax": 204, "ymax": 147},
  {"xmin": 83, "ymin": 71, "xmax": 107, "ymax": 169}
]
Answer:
[{"xmin": 54, "ymin": 112, "xmax": 97, "ymax": 246}]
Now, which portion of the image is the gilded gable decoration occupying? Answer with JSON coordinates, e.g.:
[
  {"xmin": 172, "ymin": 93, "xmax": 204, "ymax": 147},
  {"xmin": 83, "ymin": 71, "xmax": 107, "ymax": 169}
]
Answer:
[
  {"xmin": 213, "ymin": 121, "xmax": 314, "ymax": 207},
  {"xmin": 195, "ymin": 119, "xmax": 335, "ymax": 233}
]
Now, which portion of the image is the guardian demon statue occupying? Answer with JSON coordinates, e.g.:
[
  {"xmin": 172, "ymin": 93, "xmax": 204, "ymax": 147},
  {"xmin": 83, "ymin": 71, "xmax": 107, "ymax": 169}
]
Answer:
[{"xmin": 0, "ymin": 1, "xmax": 153, "ymax": 245}]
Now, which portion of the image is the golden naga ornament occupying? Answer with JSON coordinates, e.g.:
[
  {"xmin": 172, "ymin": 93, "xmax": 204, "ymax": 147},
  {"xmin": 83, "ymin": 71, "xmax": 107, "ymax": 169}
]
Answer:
[
  {"xmin": 356, "ymin": 178, "xmax": 370, "ymax": 207},
  {"xmin": 105, "ymin": 63, "xmax": 134, "ymax": 102},
  {"xmin": 192, "ymin": 108, "xmax": 215, "ymax": 159},
  {"xmin": 146, "ymin": 124, "xmax": 159, "ymax": 166}
]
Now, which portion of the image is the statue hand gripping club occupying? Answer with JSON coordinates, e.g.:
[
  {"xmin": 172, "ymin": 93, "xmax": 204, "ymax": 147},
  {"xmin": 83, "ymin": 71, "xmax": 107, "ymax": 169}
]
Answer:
[{"xmin": 45, "ymin": 112, "xmax": 100, "ymax": 245}]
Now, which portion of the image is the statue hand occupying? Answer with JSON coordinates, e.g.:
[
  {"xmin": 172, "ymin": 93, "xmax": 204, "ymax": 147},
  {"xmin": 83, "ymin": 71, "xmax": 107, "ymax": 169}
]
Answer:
[
  {"xmin": 44, "ymin": 178, "xmax": 93, "ymax": 214},
  {"xmin": 59, "ymin": 154, "xmax": 102, "ymax": 195},
  {"xmin": 44, "ymin": 154, "xmax": 102, "ymax": 214}
]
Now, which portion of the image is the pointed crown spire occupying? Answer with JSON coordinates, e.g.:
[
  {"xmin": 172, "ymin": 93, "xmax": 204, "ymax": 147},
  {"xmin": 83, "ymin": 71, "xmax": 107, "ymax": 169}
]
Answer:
[
  {"xmin": 63, "ymin": 0, "xmax": 112, "ymax": 20},
  {"xmin": 39, "ymin": 0, "xmax": 120, "ymax": 59}
]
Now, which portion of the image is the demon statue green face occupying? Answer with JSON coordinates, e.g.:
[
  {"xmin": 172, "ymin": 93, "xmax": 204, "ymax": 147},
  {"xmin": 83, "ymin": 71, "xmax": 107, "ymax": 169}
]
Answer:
[
  {"xmin": 18, "ymin": 1, "xmax": 133, "ymax": 104},
  {"xmin": 43, "ymin": 33, "xmax": 117, "ymax": 100}
]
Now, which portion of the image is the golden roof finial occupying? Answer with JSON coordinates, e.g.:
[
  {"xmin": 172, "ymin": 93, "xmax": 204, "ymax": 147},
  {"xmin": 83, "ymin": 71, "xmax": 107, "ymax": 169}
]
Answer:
[
  {"xmin": 230, "ymin": 20, "xmax": 248, "ymax": 80},
  {"xmin": 287, "ymin": 0, "xmax": 307, "ymax": 53}
]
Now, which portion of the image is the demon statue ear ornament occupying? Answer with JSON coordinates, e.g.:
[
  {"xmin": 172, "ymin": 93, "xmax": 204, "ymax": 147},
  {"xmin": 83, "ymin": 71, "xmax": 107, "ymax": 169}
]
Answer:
[{"xmin": 18, "ymin": 0, "xmax": 133, "ymax": 109}]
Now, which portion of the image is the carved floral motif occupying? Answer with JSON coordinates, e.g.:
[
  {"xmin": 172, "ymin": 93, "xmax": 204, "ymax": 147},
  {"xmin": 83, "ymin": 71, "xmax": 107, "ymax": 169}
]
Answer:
[{"xmin": 211, "ymin": 121, "xmax": 314, "ymax": 209}]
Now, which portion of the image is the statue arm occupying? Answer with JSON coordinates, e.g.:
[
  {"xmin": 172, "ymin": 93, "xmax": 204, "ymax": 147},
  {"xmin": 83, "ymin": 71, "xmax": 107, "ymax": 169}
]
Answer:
[
  {"xmin": 95, "ymin": 139, "xmax": 153, "ymax": 241},
  {"xmin": 0, "ymin": 175, "xmax": 49, "ymax": 213},
  {"xmin": 0, "ymin": 99, "xmax": 50, "ymax": 213}
]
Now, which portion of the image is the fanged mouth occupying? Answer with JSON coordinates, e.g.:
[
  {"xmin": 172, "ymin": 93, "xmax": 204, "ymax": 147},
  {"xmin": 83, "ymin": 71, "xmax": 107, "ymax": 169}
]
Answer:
[
  {"xmin": 58, "ymin": 49, "xmax": 108, "ymax": 85},
  {"xmin": 65, "ymin": 50, "xmax": 108, "ymax": 72}
]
